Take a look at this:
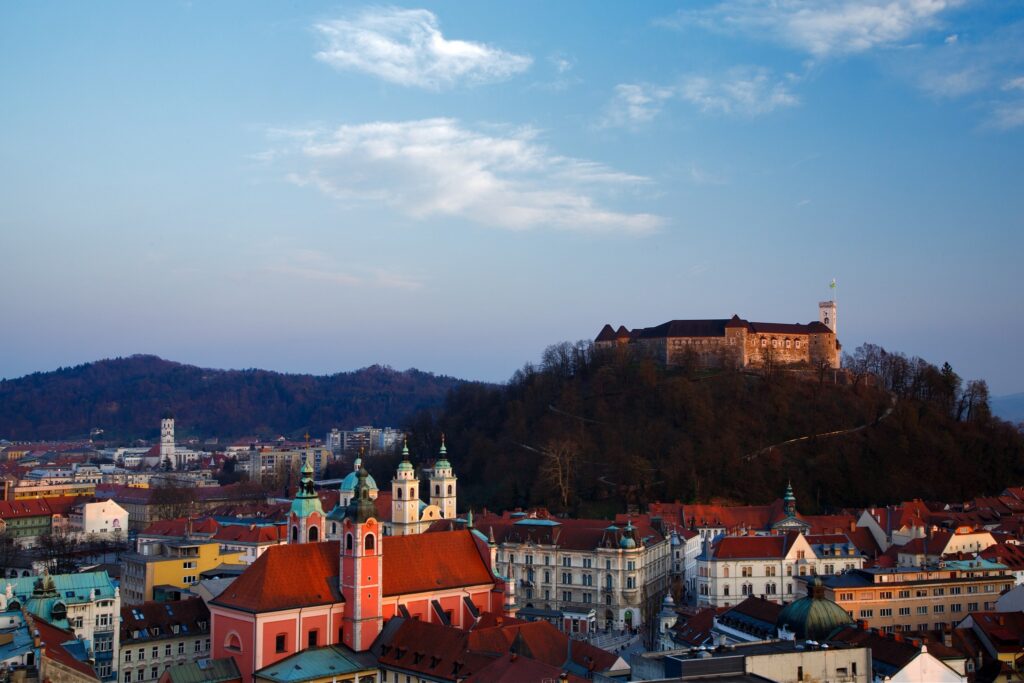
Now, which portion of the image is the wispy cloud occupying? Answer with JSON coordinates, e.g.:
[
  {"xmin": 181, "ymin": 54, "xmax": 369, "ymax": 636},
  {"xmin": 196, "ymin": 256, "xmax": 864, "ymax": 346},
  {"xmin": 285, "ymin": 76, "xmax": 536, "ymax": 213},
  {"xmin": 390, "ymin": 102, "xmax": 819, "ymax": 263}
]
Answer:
[
  {"xmin": 265, "ymin": 250, "xmax": 424, "ymax": 291},
  {"xmin": 314, "ymin": 8, "xmax": 532, "ymax": 90},
  {"xmin": 603, "ymin": 68, "xmax": 798, "ymax": 127},
  {"xmin": 269, "ymin": 118, "xmax": 663, "ymax": 235},
  {"xmin": 659, "ymin": 0, "xmax": 967, "ymax": 59}
]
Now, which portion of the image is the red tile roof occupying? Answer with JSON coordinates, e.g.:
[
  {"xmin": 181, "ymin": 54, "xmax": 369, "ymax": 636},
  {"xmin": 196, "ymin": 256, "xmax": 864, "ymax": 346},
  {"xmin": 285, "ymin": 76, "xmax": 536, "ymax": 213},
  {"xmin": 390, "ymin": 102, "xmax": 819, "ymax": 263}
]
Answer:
[
  {"xmin": 34, "ymin": 616, "xmax": 100, "ymax": 681},
  {"xmin": 467, "ymin": 510, "xmax": 663, "ymax": 551},
  {"xmin": 463, "ymin": 654, "xmax": 587, "ymax": 683},
  {"xmin": 213, "ymin": 530, "xmax": 495, "ymax": 613},
  {"xmin": 212, "ymin": 541, "xmax": 342, "ymax": 612},
  {"xmin": 969, "ymin": 612, "xmax": 1024, "ymax": 653},
  {"xmin": 712, "ymin": 534, "xmax": 794, "ymax": 560},
  {"xmin": 214, "ymin": 524, "xmax": 286, "ymax": 545},
  {"xmin": 980, "ymin": 541, "xmax": 1024, "ymax": 570},
  {"xmin": 120, "ymin": 598, "xmax": 209, "ymax": 643},
  {"xmin": 0, "ymin": 499, "xmax": 54, "ymax": 519},
  {"xmin": 382, "ymin": 530, "xmax": 494, "ymax": 597},
  {"xmin": 141, "ymin": 517, "xmax": 219, "ymax": 538}
]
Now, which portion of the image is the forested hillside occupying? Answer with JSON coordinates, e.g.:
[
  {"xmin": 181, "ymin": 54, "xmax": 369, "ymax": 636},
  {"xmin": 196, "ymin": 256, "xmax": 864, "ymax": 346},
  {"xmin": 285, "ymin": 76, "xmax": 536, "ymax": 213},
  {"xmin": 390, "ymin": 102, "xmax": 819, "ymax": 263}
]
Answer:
[
  {"xmin": 0, "ymin": 355, "xmax": 466, "ymax": 440},
  {"xmin": 403, "ymin": 342, "xmax": 1024, "ymax": 516}
]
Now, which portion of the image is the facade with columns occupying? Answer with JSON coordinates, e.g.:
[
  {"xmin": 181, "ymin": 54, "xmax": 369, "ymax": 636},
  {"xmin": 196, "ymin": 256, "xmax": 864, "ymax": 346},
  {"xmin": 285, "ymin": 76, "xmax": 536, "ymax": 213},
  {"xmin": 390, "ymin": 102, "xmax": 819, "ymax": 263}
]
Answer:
[{"xmin": 209, "ymin": 459, "xmax": 509, "ymax": 682}]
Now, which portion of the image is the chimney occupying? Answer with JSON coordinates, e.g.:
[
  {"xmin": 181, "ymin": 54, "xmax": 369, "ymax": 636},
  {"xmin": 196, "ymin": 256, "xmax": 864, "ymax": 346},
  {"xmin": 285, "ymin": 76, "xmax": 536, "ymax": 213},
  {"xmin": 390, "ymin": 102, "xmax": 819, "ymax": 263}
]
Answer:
[
  {"xmin": 998, "ymin": 616, "xmax": 1006, "ymax": 627},
  {"xmin": 944, "ymin": 629, "xmax": 953, "ymax": 648},
  {"xmin": 894, "ymin": 634, "xmax": 903, "ymax": 642}
]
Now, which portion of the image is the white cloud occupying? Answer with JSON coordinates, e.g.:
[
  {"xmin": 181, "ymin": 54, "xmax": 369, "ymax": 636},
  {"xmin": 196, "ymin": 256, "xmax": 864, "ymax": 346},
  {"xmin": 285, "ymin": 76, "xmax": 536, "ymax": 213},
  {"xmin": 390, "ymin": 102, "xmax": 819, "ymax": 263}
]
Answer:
[
  {"xmin": 314, "ymin": 8, "xmax": 532, "ymax": 89},
  {"xmin": 661, "ymin": 0, "xmax": 966, "ymax": 58},
  {"xmin": 1004, "ymin": 76, "xmax": 1024, "ymax": 92},
  {"xmin": 945, "ymin": 33, "xmax": 959, "ymax": 45},
  {"xmin": 987, "ymin": 102, "xmax": 1024, "ymax": 130},
  {"xmin": 603, "ymin": 68, "xmax": 798, "ymax": 127},
  {"xmin": 265, "ymin": 250, "xmax": 424, "ymax": 290},
  {"xmin": 678, "ymin": 67, "xmax": 800, "ymax": 115},
  {"xmin": 602, "ymin": 84, "xmax": 676, "ymax": 127},
  {"xmin": 273, "ymin": 118, "xmax": 663, "ymax": 235}
]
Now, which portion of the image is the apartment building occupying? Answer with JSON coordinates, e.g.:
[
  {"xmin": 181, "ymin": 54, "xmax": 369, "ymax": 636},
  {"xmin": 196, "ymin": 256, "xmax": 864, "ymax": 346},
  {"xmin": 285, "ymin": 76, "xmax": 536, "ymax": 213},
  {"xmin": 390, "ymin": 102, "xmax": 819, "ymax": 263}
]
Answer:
[
  {"xmin": 815, "ymin": 559, "xmax": 1015, "ymax": 633},
  {"xmin": 119, "ymin": 599, "xmax": 211, "ymax": 683},
  {"xmin": 121, "ymin": 540, "xmax": 245, "ymax": 605}
]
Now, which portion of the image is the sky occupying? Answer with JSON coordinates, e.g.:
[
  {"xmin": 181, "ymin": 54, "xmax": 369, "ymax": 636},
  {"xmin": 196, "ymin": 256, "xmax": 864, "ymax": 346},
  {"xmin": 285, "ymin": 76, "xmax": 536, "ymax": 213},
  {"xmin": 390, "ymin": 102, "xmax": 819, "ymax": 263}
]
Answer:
[{"xmin": 2, "ymin": 1, "xmax": 1023, "ymax": 393}]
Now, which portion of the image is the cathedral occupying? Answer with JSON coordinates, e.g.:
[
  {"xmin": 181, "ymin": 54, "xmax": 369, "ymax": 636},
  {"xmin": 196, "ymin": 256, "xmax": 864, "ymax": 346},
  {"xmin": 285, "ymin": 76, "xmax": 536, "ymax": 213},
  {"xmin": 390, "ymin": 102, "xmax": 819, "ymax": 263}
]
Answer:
[{"xmin": 209, "ymin": 447, "xmax": 511, "ymax": 681}]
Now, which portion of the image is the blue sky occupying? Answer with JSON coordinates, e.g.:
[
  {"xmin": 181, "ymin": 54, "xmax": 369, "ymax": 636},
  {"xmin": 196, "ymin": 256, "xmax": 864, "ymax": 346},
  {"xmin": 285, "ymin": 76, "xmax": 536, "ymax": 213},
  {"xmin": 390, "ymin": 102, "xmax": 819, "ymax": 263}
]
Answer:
[{"xmin": 2, "ymin": 1, "xmax": 1023, "ymax": 394}]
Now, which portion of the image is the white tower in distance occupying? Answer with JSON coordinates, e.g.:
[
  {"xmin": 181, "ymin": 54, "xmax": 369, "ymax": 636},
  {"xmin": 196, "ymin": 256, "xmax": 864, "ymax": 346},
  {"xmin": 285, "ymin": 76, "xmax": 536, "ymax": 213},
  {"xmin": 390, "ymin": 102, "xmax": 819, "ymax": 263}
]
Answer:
[
  {"xmin": 429, "ymin": 436, "xmax": 457, "ymax": 520},
  {"xmin": 819, "ymin": 279, "xmax": 837, "ymax": 334},
  {"xmin": 159, "ymin": 411, "xmax": 176, "ymax": 467},
  {"xmin": 391, "ymin": 440, "xmax": 420, "ymax": 535}
]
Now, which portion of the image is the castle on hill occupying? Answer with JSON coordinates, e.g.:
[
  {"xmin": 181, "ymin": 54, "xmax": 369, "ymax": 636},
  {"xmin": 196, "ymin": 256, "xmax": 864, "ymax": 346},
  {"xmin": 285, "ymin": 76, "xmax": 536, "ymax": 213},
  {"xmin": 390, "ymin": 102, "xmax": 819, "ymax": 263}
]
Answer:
[{"xmin": 596, "ymin": 300, "xmax": 840, "ymax": 370}]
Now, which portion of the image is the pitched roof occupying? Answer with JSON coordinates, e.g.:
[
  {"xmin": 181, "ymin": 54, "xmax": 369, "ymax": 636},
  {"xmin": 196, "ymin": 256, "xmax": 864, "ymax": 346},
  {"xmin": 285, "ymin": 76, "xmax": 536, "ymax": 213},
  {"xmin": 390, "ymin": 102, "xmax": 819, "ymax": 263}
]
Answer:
[
  {"xmin": 595, "ymin": 324, "xmax": 616, "ymax": 342},
  {"xmin": 463, "ymin": 654, "xmax": 587, "ymax": 683},
  {"xmin": 671, "ymin": 607, "xmax": 718, "ymax": 646},
  {"xmin": 0, "ymin": 499, "xmax": 54, "ymax": 519},
  {"xmin": 213, "ymin": 530, "xmax": 496, "ymax": 613},
  {"xmin": 636, "ymin": 319, "xmax": 731, "ymax": 339},
  {"xmin": 382, "ymin": 530, "xmax": 494, "ymax": 597},
  {"xmin": 212, "ymin": 542, "xmax": 342, "ymax": 612},
  {"xmin": 712, "ymin": 535, "xmax": 790, "ymax": 560},
  {"xmin": 214, "ymin": 524, "xmax": 286, "ymax": 545},
  {"xmin": 142, "ymin": 518, "xmax": 219, "ymax": 538},
  {"xmin": 968, "ymin": 611, "xmax": 1024, "ymax": 653},
  {"xmin": 34, "ymin": 616, "xmax": 100, "ymax": 681},
  {"xmin": 161, "ymin": 657, "xmax": 242, "ymax": 683},
  {"xmin": 253, "ymin": 645, "xmax": 375, "ymax": 682},
  {"xmin": 466, "ymin": 511, "xmax": 663, "ymax": 551},
  {"xmin": 121, "ymin": 598, "xmax": 210, "ymax": 644}
]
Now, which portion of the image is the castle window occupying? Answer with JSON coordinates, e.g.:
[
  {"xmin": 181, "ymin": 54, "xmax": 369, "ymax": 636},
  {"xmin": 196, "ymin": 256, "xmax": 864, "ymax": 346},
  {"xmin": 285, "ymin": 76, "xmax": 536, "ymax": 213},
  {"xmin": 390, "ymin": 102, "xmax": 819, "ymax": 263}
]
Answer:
[
  {"xmin": 365, "ymin": 533, "xmax": 375, "ymax": 552},
  {"xmin": 795, "ymin": 339, "xmax": 801, "ymax": 349},
  {"xmin": 447, "ymin": 484, "xmax": 453, "ymax": 495},
  {"xmin": 771, "ymin": 338, "xmax": 778, "ymax": 348},
  {"xmin": 785, "ymin": 339, "xmax": 792, "ymax": 349},
  {"xmin": 761, "ymin": 338, "xmax": 767, "ymax": 347}
]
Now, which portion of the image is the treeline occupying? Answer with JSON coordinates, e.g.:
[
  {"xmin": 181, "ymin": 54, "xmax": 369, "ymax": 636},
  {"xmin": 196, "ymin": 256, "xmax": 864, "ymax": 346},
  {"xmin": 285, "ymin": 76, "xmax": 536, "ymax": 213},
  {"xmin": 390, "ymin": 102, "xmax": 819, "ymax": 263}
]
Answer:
[
  {"xmin": 0, "ymin": 355, "xmax": 467, "ymax": 441},
  {"xmin": 405, "ymin": 342, "xmax": 1024, "ymax": 516}
]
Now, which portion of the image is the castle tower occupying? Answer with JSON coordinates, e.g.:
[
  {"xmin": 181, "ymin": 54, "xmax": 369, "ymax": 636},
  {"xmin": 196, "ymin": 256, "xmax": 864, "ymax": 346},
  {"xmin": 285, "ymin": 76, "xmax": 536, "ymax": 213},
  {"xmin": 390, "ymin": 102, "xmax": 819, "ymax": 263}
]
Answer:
[
  {"xmin": 288, "ymin": 459, "xmax": 325, "ymax": 544},
  {"xmin": 391, "ymin": 441, "xmax": 420, "ymax": 535},
  {"xmin": 159, "ymin": 411, "xmax": 175, "ymax": 467},
  {"xmin": 429, "ymin": 436, "xmax": 457, "ymax": 520},
  {"xmin": 340, "ymin": 467, "xmax": 383, "ymax": 651},
  {"xmin": 819, "ymin": 300, "xmax": 837, "ymax": 334}
]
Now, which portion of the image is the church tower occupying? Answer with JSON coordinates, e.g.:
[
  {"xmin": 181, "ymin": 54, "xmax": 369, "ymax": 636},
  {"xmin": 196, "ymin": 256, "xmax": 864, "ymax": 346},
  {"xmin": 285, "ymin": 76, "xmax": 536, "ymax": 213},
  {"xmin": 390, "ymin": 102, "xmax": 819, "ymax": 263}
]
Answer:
[
  {"xmin": 288, "ymin": 459, "xmax": 325, "ymax": 544},
  {"xmin": 159, "ymin": 411, "xmax": 175, "ymax": 466},
  {"xmin": 340, "ymin": 467, "xmax": 383, "ymax": 651},
  {"xmin": 783, "ymin": 480, "xmax": 797, "ymax": 518},
  {"xmin": 391, "ymin": 441, "xmax": 420, "ymax": 535},
  {"xmin": 429, "ymin": 436, "xmax": 457, "ymax": 520}
]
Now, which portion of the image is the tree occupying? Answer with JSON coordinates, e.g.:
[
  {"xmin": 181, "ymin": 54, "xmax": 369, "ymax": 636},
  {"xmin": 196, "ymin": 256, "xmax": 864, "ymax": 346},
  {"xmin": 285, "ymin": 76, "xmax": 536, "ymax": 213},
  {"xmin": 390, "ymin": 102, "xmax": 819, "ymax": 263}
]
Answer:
[
  {"xmin": 150, "ymin": 484, "xmax": 197, "ymax": 520},
  {"xmin": 536, "ymin": 438, "xmax": 581, "ymax": 513},
  {"xmin": 37, "ymin": 528, "xmax": 79, "ymax": 574},
  {"xmin": 0, "ymin": 530, "xmax": 19, "ymax": 579}
]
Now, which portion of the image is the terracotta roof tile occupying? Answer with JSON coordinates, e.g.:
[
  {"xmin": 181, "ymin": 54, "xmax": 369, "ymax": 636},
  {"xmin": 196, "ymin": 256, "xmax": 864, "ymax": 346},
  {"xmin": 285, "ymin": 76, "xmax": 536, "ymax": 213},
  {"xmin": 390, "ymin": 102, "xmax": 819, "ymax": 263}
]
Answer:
[
  {"xmin": 34, "ymin": 617, "xmax": 100, "ymax": 681},
  {"xmin": 212, "ymin": 541, "xmax": 341, "ymax": 612},
  {"xmin": 382, "ymin": 530, "xmax": 493, "ymax": 597}
]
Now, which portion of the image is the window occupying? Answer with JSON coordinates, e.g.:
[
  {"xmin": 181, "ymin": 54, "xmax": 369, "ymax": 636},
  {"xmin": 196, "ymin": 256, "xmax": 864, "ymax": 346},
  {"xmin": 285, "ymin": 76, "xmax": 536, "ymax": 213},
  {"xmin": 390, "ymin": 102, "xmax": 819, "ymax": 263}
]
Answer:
[
  {"xmin": 124, "ymin": 671, "xmax": 132, "ymax": 683},
  {"xmin": 917, "ymin": 606, "xmax": 928, "ymax": 615},
  {"xmin": 839, "ymin": 592, "xmax": 854, "ymax": 601},
  {"xmin": 525, "ymin": 555, "xmax": 533, "ymax": 565},
  {"xmin": 275, "ymin": 634, "xmax": 287, "ymax": 653},
  {"xmin": 562, "ymin": 572, "xmax": 572, "ymax": 585},
  {"xmin": 934, "ymin": 605, "xmax": 945, "ymax": 614},
  {"xmin": 138, "ymin": 648, "xmax": 145, "ymax": 661},
  {"xmin": 880, "ymin": 591, "xmax": 892, "ymax": 599},
  {"xmin": 178, "ymin": 642, "xmax": 185, "ymax": 655},
  {"xmin": 152, "ymin": 647, "xmax": 158, "ymax": 659},
  {"xmin": 724, "ymin": 585, "xmax": 730, "ymax": 597},
  {"xmin": 766, "ymin": 566, "xmax": 776, "ymax": 577},
  {"xmin": 165, "ymin": 644, "xmax": 172, "ymax": 657},
  {"xmin": 880, "ymin": 608, "xmax": 892, "ymax": 617},
  {"xmin": 950, "ymin": 586, "xmax": 962, "ymax": 595},
  {"xmin": 915, "ymin": 589, "xmax": 927, "ymax": 597},
  {"xmin": 183, "ymin": 575, "xmax": 196, "ymax": 584},
  {"xmin": 308, "ymin": 630, "xmax": 318, "ymax": 648},
  {"xmin": 365, "ymin": 534, "xmax": 375, "ymax": 551},
  {"xmin": 125, "ymin": 651, "xmax": 133, "ymax": 663},
  {"xmin": 150, "ymin": 667, "xmax": 158, "ymax": 680},
  {"xmin": 545, "ymin": 571, "xmax": 551, "ymax": 583},
  {"xmin": 967, "ymin": 585, "xmax": 979, "ymax": 594},
  {"xmin": 859, "ymin": 609, "xmax": 873, "ymax": 618},
  {"xmin": 626, "ymin": 576, "xmax": 636, "ymax": 589},
  {"xmin": 562, "ymin": 591, "xmax": 572, "ymax": 602},
  {"xmin": 968, "ymin": 602, "xmax": 979, "ymax": 611},
  {"xmin": 933, "ymin": 587, "xmax": 945, "ymax": 596},
  {"xmin": 583, "ymin": 593, "xmax": 592, "ymax": 604},
  {"xmin": 182, "ymin": 560, "xmax": 196, "ymax": 569},
  {"xmin": 898, "ymin": 590, "xmax": 910, "ymax": 599},
  {"xmin": 563, "ymin": 557, "xmax": 571, "ymax": 567},
  {"xmin": 951, "ymin": 603, "xmax": 962, "ymax": 612},
  {"xmin": 741, "ymin": 566, "xmax": 752, "ymax": 578},
  {"xmin": 898, "ymin": 607, "xmax": 910, "ymax": 616},
  {"xmin": 583, "ymin": 558, "xmax": 592, "ymax": 569}
]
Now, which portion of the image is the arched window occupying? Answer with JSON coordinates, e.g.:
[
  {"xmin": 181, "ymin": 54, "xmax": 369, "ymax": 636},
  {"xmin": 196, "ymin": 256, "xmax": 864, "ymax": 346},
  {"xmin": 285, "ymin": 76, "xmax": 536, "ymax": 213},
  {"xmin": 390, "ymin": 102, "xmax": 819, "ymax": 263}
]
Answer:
[
  {"xmin": 435, "ymin": 485, "xmax": 440, "ymax": 496},
  {"xmin": 397, "ymin": 488, "xmax": 402, "ymax": 499},
  {"xmin": 760, "ymin": 337, "xmax": 767, "ymax": 347},
  {"xmin": 365, "ymin": 534, "xmax": 375, "ymax": 552},
  {"xmin": 785, "ymin": 338, "xmax": 792, "ymax": 349},
  {"xmin": 346, "ymin": 533, "xmax": 353, "ymax": 551},
  {"xmin": 447, "ymin": 484, "xmax": 453, "ymax": 495},
  {"xmin": 291, "ymin": 526, "xmax": 298, "ymax": 542},
  {"xmin": 331, "ymin": 522, "xmax": 336, "ymax": 535},
  {"xmin": 724, "ymin": 585, "xmax": 730, "ymax": 596},
  {"xmin": 308, "ymin": 526, "xmax": 319, "ymax": 542},
  {"xmin": 795, "ymin": 339, "xmax": 802, "ymax": 349},
  {"xmin": 224, "ymin": 633, "xmax": 242, "ymax": 652},
  {"xmin": 723, "ymin": 567, "xmax": 729, "ymax": 578},
  {"xmin": 771, "ymin": 338, "xmax": 778, "ymax": 348}
]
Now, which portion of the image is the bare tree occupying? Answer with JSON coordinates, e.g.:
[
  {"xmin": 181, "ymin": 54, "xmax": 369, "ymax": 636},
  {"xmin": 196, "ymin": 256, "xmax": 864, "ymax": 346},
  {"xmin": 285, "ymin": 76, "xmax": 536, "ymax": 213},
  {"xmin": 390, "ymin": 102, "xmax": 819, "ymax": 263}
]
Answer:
[{"xmin": 538, "ymin": 438, "xmax": 580, "ymax": 512}]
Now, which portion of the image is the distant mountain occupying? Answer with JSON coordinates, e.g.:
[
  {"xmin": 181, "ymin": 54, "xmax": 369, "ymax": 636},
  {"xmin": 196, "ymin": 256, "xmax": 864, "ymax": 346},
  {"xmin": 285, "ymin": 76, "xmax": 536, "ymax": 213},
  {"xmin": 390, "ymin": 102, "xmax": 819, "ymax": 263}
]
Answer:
[
  {"xmin": 0, "ymin": 355, "xmax": 470, "ymax": 441},
  {"xmin": 993, "ymin": 393, "xmax": 1024, "ymax": 424}
]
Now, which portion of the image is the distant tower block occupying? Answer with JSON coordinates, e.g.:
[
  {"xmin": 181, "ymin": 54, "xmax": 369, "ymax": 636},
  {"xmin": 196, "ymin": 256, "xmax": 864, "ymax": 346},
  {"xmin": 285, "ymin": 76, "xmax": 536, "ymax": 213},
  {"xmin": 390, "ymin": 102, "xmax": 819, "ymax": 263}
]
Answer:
[
  {"xmin": 819, "ymin": 300, "xmax": 837, "ymax": 334},
  {"xmin": 160, "ymin": 411, "xmax": 175, "ymax": 463}
]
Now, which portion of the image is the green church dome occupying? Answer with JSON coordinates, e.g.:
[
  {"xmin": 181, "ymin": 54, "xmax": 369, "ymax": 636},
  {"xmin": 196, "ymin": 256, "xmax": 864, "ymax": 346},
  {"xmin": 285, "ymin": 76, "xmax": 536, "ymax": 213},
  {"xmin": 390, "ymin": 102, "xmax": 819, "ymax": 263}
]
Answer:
[{"xmin": 776, "ymin": 578, "xmax": 852, "ymax": 641}]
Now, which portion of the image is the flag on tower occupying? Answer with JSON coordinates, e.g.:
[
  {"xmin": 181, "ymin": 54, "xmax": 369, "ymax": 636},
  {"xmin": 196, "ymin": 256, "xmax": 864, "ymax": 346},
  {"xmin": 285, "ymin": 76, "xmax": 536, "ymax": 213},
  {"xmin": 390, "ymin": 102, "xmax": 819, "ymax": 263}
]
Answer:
[{"xmin": 830, "ymin": 278, "xmax": 837, "ymax": 290}]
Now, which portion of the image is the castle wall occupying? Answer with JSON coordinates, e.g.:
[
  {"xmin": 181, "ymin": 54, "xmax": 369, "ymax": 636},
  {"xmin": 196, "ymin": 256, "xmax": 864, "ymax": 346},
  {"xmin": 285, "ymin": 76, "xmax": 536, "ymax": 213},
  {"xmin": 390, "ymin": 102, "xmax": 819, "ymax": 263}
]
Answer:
[{"xmin": 745, "ymin": 334, "xmax": 814, "ymax": 367}]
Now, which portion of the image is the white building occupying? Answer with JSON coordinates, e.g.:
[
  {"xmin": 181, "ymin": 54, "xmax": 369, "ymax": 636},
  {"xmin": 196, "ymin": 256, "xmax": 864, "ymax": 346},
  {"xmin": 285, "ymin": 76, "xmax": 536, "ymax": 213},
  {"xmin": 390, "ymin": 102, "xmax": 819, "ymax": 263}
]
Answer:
[
  {"xmin": 69, "ymin": 499, "xmax": 128, "ymax": 540},
  {"xmin": 696, "ymin": 532, "xmax": 865, "ymax": 608}
]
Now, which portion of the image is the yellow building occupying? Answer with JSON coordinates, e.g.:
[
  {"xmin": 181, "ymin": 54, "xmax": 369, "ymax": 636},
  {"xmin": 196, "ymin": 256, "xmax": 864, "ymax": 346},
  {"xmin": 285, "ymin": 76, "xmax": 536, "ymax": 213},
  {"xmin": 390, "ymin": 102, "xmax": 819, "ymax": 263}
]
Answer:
[
  {"xmin": 121, "ymin": 539, "xmax": 244, "ymax": 605},
  {"xmin": 11, "ymin": 480, "xmax": 96, "ymax": 500}
]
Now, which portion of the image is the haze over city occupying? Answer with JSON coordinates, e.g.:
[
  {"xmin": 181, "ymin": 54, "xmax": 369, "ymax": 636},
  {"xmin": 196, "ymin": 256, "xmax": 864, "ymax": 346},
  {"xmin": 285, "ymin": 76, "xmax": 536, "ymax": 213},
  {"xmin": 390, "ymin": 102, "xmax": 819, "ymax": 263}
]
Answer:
[{"xmin": 2, "ymin": 1, "xmax": 1023, "ymax": 394}]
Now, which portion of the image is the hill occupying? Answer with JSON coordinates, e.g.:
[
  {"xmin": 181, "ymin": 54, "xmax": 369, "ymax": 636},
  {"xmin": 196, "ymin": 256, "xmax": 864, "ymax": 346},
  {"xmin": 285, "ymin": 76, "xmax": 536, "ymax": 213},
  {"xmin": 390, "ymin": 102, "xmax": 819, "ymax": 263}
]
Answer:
[
  {"xmin": 0, "ymin": 355, "xmax": 468, "ymax": 441},
  {"xmin": 407, "ymin": 342, "xmax": 1024, "ymax": 515}
]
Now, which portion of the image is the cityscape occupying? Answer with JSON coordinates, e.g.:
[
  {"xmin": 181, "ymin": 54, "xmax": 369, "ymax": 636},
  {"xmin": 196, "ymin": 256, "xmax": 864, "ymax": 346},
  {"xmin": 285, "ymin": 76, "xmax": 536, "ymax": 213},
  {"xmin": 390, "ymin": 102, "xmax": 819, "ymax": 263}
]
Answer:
[{"xmin": 2, "ymin": 2, "xmax": 1023, "ymax": 683}]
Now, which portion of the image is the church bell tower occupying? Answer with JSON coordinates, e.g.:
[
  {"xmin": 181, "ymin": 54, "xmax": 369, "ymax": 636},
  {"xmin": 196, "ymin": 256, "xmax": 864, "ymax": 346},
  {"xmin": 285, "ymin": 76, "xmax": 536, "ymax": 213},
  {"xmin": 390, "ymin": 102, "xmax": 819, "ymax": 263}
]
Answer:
[{"xmin": 340, "ymin": 467, "xmax": 383, "ymax": 651}]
